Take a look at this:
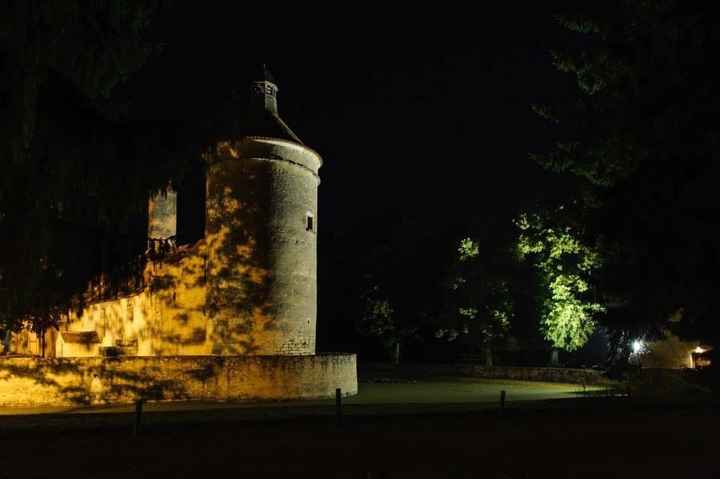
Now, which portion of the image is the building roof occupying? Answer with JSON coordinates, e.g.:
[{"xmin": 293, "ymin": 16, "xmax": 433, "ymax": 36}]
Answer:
[
  {"xmin": 250, "ymin": 63, "xmax": 276, "ymax": 84},
  {"xmin": 61, "ymin": 331, "xmax": 100, "ymax": 344},
  {"xmin": 236, "ymin": 110, "xmax": 303, "ymax": 144},
  {"xmin": 235, "ymin": 64, "xmax": 303, "ymax": 145}
]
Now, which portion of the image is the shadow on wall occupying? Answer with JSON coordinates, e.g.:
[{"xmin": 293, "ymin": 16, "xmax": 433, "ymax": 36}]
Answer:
[
  {"xmin": 203, "ymin": 143, "xmax": 276, "ymax": 355},
  {"xmin": 131, "ymin": 143, "xmax": 279, "ymax": 356},
  {"xmin": 0, "ymin": 355, "xmax": 358, "ymax": 407},
  {"xmin": 59, "ymin": 158, "xmax": 280, "ymax": 356},
  {"xmin": 42, "ymin": 141, "xmax": 302, "ymax": 357},
  {"xmin": 143, "ymin": 248, "xmax": 212, "ymax": 356},
  {"xmin": 0, "ymin": 358, "xmax": 192, "ymax": 406}
]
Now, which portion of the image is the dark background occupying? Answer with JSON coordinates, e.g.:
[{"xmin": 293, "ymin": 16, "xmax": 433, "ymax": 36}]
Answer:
[{"xmin": 101, "ymin": 6, "xmax": 579, "ymax": 354}]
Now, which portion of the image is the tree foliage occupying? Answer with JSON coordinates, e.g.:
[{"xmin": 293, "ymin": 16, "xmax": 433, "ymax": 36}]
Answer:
[
  {"xmin": 438, "ymin": 238, "xmax": 514, "ymax": 355},
  {"xmin": 0, "ymin": 1, "xmax": 162, "ymax": 334},
  {"xmin": 516, "ymin": 212, "xmax": 604, "ymax": 352},
  {"xmin": 532, "ymin": 1, "xmax": 720, "ymax": 347},
  {"xmin": 1, "ymin": 0, "xmax": 159, "ymax": 165},
  {"xmin": 356, "ymin": 281, "xmax": 418, "ymax": 362},
  {"xmin": 357, "ymin": 284, "xmax": 396, "ymax": 340}
]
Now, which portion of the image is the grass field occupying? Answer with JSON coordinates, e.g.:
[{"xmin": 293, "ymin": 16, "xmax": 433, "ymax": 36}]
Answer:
[
  {"xmin": 348, "ymin": 378, "xmax": 604, "ymax": 404},
  {"xmin": 0, "ymin": 378, "xmax": 605, "ymax": 419},
  {"xmin": 0, "ymin": 378, "xmax": 715, "ymax": 477}
]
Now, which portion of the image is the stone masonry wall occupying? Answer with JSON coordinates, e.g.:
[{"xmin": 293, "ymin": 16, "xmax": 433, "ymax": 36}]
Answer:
[
  {"xmin": 359, "ymin": 362, "xmax": 610, "ymax": 385},
  {"xmin": 205, "ymin": 138, "xmax": 321, "ymax": 356},
  {"xmin": 0, "ymin": 354, "xmax": 357, "ymax": 407}
]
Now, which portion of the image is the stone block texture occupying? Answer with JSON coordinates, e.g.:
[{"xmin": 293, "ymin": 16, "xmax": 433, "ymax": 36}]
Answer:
[
  {"xmin": 50, "ymin": 137, "xmax": 323, "ymax": 358},
  {"xmin": 0, "ymin": 354, "xmax": 357, "ymax": 407}
]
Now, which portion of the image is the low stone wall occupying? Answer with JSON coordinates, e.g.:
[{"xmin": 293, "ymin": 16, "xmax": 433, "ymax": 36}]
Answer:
[
  {"xmin": 456, "ymin": 365, "xmax": 609, "ymax": 385},
  {"xmin": 0, "ymin": 354, "xmax": 357, "ymax": 407},
  {"xmin": 359, "ymin": 362, "xmax": 609, "ymax": 385}
]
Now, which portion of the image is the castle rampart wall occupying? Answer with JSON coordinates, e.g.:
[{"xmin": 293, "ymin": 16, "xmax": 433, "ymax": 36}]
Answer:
[{"xmin": 0, "ymin": 353, "xmax": 357, "ymax": 407}]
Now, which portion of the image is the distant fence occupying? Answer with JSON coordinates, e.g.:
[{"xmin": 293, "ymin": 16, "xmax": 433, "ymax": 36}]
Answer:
[{"xmin": 359, "ymin": 362, "xmax": 610, "ymax": 385}]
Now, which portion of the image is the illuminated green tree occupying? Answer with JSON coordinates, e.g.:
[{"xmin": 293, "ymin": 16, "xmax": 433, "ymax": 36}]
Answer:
[
  {"xmin": 516, "ymin": 212, "xmax": 604, "ymax": 360},
  {"xmin": 532, "ymin": 1, "xmax": 720, "ymax": 352}
]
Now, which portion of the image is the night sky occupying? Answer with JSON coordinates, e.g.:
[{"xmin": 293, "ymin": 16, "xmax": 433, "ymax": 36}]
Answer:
[
  {"xmin": 101, "ymin": 6, "xmax": 582, "ymax": 349},
  {"xmin": 115, "ymin": 7, "xmax": 573, "ymax": 228}
]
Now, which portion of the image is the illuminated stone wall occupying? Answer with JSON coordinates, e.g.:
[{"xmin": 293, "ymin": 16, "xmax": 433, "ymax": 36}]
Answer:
[
  {"xmin": 0, "ymin": 354, "xmax": 357, "ymax": 407},
  {"xmin": 359, "ymin": 362, "xmax": 612, "ymax": 385},
  {"xmin": 55, "ymin": 247, "xmax": 209, "ymax": 357},
  {"xmin": 148, "ymin": 189, "xmax": 177, "ymax": 239},
  {"xmin": 2, "ymin": 77, "xmax": 359, "ymax": 407},
  {"xmin": 205, "ymin": 138, "xmax": 321, "ymax": 356},
  {"xmin": 51, "ymin": 136, "xmax": 322, "ymax": 358}
]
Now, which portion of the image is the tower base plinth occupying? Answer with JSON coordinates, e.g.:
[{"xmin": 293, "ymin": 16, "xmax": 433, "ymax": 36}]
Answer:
[{"xmin": 0, "ymin": 353, "xmax": 357, "ymax": 407}]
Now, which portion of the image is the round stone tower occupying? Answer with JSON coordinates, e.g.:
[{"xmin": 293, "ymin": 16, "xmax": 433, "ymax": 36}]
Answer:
[{"xmin": 204, "ymin": 65, "xmax": 321, "ymax": 356}]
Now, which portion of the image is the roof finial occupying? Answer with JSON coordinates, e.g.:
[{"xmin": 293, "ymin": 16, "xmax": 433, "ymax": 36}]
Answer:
[
  {"xmin": 261, "ymin": 63, "xmax": 276, "ymax": 84},
  {"xmin": 241, "ymin": 63, "xmax": 302, "ymax": 144},
  {"xmin": 250, "ymin": 63, "xmax": 279, "ymax": 115},
  {"xmin": 251, "ymin": 63, "xmax": 276, "ymax": 85}
]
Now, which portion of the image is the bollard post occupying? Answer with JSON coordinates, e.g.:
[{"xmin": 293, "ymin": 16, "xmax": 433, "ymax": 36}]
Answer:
[
  {"xmin": 133, "ymin": 399, "xmax": 144, "ymax": 436},
  {"xmin": 336, "ymin": 387, "xmax": 342, "ymax": 428},
  {"xmin": 500, "ymin": 390, "xmax": 506, "ymax": 413}
]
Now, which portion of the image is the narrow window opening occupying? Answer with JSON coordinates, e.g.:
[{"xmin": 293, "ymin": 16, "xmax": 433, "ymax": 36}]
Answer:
[{"xmin": 306, "ymin": 212, "xmax": 314, "ymax": 232}]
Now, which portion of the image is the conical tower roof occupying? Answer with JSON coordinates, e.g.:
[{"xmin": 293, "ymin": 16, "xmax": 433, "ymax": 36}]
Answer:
[
  {"xmin": 249, "ymin": 63, "xmax": 276, "ymax": 84},
  {"xmin": 236, "ymin": 64, "xmax": 303, "ymax": 144}
]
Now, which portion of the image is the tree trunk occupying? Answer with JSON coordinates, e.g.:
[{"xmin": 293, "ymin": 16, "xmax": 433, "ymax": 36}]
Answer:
[
  {"xmin": 483, "ymin": 345, "xmax": 493, "ymax": 367},
  {"xmin": 549, "ymin": 349, "xmax": 560, "ymax": 366},
  {"xmin": 393, "ymin": 341, "xmax": 400, "ymax": 365}
]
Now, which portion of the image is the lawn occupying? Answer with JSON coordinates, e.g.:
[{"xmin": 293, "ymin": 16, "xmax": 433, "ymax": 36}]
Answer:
[
  {"xmin": 0, "ymin": 378, "xmax": 605, "ymax": 420},
  {"xmin": 0, "ymin": 378, "xmax": 714, "ymax": 477},
  {"xmin": 346, "ymin": 378, "xmax": 603, "ymax": 405}
]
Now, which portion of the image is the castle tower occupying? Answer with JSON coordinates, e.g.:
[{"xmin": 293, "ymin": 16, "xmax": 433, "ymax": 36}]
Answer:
[
  {"xmin": 3, "ymin": 65, "xmax": 357, "ymax": 406},
  {"xmin": 204, "ymin": 65, "xmax": 322, "ymax": 355}
]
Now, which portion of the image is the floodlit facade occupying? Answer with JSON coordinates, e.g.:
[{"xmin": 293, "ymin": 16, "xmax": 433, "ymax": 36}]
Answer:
[
  {"xmin": 15, "ymin": 66, "xmax": 322, "ymax": 359},
  {"xmin": 1, "ymin": 67, "xmax": 356, "ymax": 407}
]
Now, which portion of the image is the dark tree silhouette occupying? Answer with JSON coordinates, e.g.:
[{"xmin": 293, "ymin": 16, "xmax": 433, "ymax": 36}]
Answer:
[
  {"xmin": 532, "ymin": 1, "xmax": 720, "ymax": 357},
  {"xmin": 0, "ymin": 1, "xmax": 162, "ymax": 335}
]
